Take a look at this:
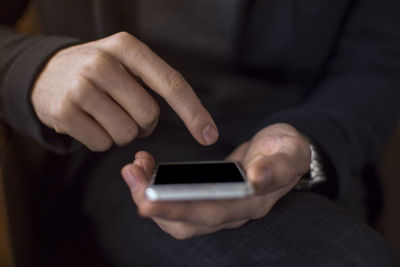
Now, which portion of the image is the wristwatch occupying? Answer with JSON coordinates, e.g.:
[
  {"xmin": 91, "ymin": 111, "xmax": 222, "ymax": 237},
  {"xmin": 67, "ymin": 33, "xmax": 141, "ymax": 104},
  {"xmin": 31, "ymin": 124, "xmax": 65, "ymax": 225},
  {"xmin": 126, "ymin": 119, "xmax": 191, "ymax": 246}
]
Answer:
[{"xmin": 295, "ymin": 141, "xmax": 327, "ymax": 190}]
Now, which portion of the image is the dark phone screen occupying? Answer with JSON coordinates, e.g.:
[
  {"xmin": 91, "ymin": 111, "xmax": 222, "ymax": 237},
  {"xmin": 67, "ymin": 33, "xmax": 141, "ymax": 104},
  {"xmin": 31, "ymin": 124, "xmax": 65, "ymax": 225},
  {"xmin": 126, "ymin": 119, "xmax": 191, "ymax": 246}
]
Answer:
[{"xmin": 154, "ymin": 162, "xmax": 245, "ymax": 185}]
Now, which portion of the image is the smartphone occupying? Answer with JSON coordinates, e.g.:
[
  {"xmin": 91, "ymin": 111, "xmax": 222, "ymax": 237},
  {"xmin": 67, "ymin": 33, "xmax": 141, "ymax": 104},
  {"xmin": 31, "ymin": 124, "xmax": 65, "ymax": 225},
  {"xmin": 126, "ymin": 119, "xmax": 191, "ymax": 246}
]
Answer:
[{"xmin": 145, "ymin": 161, "xmax": 254, "ymax": 201}]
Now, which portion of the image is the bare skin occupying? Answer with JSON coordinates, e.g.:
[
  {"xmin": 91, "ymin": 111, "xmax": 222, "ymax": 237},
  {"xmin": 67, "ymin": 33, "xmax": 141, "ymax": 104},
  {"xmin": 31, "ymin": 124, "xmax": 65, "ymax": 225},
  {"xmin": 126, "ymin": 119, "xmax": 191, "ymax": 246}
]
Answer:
[
  {"xmin": 31, "ymin": 32, "xmax": 219, "ymax": 151},
  {"xmin": 121, "ymin": 123, "xmax": 311, "ymax": 240}
]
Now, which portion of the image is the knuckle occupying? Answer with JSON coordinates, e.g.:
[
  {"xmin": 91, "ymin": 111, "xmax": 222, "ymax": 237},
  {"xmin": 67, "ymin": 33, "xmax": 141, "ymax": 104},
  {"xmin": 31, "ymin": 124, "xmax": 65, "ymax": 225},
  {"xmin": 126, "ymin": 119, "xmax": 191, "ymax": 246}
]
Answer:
[
  {"xmin": 278, "ymin": 123, "xmax": 298, "ymax": 134},
  {"xmin": 51, "ymin": 102, "xmax": 73, "ymax": 123},
  {"xmin": 90, "ymin": 138, "xmax": 113, "ymax": 152},
  {"xmin": 253, "ymin": 205, "xmax": 272, "ymax": 220},
  {"xmin": 79, "ymin": 50, "xmax": 110, "ymax": 75},
  {"xmin": 279, "ymin": 134, "xmax": 294, "ymax": 145},
  {"xmin": 139, "ymin": 202, "xmax": 159, "ymax": 217},
  {"xmin": 138, "ymin": 125, "xmax": 157, "ymax": 139},
  {"xmin": 137, "ymin": 206, "xmax": 150, "ymax": 218},
  {"xmin": 52, "ymin": 123, "xmax": 65, "ymax": 134},
  {"xmin": 107, "ymin": 32, "xmax": 132, "ymax": 48},
  {"xmin": 164, "ymin": 70, "xmax": 186, "ymax": 97},
  {"xmin": 252, "ymin": 198, "xmax": 273, "ymax": 220},
  {"xmin": 112, "ymin": 31, "xmax": 137, "ymax": 47},
  {"xmin": 115, "ymin": 123, "xmax": 139, "ymax": 146},
  {"xmin": 68, "ymin": 77, "xmax": 92, "ymax": 103},
  {"xmin": 113, "ymin": 31, "xmax": 133, "ymax": 41},
  {"xmin": 108, "ymin": 32, "xmax": 145, "ymax": 59},
  {"xmin": 285, "ymin": 135, "xmax": 307, "ymax": 152},
  {"xmin": 170, "ymin": 226, "xmax": 194, "ymax": 240},
  {"xmin": 139, "ymin": 103, "xmax": 160, "ymax": 131}
]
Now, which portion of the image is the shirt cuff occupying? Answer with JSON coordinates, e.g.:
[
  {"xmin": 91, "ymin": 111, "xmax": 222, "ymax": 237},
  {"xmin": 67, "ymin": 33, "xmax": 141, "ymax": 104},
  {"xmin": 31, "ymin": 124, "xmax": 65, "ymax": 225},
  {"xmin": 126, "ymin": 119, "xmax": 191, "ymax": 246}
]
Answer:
[{"xmin": 2, "ymin": 35, "xmax": 82, "ymax": 154}]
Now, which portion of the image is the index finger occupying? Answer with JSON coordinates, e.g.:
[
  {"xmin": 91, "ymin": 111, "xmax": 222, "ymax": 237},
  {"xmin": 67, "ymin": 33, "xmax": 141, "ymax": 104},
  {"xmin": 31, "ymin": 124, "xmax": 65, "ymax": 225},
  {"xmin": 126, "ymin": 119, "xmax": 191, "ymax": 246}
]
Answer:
[{"xmin": 100, "ymin": 32, "xmax": 219, "ymax": 146}]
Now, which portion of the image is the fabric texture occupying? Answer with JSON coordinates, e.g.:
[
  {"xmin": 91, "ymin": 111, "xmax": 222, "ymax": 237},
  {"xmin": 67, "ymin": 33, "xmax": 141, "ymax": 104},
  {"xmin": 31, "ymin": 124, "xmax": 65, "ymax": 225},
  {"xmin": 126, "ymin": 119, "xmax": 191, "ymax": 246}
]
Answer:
[
  {"xmin": 1, "ymin": 0, "xmax": 400, "ymax": 265},
  {"xmin": 32, "ymin": 134, "xmax": 400, "ymax": 266}
]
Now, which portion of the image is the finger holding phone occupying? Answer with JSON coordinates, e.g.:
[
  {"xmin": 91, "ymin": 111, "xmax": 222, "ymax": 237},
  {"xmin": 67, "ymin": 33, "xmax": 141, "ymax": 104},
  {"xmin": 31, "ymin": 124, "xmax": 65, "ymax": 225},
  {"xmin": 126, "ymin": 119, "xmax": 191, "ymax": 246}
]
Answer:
[
  {"xmin": 121, "ymin": 123, "xmax": 311, "ymax": 240},
  {"xmin": 31, "ymin": 32, "xmax": 218, "ymax": 151}
]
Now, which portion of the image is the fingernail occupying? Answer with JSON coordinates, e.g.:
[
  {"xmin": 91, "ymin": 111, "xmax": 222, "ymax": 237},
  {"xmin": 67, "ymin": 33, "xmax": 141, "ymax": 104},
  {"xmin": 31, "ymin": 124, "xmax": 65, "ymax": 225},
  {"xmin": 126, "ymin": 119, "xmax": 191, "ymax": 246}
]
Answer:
[
  {"xmin": 122, "ymin": 168, "xmax": 138, "ymax": 191},
  {"xmin": 202, "ymin": 124, "xmax": 219, "ymax": 145}
]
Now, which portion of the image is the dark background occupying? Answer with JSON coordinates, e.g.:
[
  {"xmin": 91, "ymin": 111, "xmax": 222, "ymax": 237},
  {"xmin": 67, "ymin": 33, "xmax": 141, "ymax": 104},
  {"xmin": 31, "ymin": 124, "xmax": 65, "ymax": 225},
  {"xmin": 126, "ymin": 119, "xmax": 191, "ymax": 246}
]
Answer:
[{"xmin": 15, "ymin": 2, "xmax": 400, "ymax": 253}]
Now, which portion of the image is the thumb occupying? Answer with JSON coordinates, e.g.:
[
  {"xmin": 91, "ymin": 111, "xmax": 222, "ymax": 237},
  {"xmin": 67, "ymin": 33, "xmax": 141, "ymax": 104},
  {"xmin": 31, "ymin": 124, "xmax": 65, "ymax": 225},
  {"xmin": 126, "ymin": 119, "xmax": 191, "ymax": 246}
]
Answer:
[{"xmin": 245, "ymin": 152, "xmax": 304, "ymax": 195}]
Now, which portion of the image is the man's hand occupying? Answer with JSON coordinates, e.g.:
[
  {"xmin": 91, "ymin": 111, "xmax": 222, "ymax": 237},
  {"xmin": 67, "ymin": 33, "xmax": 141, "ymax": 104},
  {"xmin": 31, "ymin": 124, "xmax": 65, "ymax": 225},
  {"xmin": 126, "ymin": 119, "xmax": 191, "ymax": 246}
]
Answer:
[
  {"xmin": 121, "ymin": 123, "xmax": 311, "ymax": 239},
  {"xmin": 31, "ymin": 32, "xmax": 218, "ymax": 151}
]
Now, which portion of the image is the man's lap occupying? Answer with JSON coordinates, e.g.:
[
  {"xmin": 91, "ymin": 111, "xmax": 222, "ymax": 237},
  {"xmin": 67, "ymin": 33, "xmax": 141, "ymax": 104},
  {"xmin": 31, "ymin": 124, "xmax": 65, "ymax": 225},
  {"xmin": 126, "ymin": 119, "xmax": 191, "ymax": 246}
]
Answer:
[
  {"xmin": 32, "ymin": 130, "xmax": 400, "ymax": 266},
  {"xmin": 81, "ymin": 174, "xmax": 400, "ymax": 266}
]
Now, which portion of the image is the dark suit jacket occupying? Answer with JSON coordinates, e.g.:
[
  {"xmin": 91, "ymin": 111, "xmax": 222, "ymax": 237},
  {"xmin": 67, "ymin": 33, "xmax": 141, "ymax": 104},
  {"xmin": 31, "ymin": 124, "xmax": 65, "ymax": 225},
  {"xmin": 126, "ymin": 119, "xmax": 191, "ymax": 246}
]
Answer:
[{"xmin": 1, "ymin": 0, "xmax": 399, "ymax": 215}]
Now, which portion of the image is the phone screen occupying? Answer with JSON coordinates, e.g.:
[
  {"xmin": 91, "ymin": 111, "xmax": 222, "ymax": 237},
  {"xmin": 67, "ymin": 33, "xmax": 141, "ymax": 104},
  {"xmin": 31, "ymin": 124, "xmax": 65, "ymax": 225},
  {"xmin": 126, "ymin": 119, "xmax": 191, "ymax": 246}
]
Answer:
[{"xmin": 153, "ymin": 162, "xmax": 245, "ymax": 185}]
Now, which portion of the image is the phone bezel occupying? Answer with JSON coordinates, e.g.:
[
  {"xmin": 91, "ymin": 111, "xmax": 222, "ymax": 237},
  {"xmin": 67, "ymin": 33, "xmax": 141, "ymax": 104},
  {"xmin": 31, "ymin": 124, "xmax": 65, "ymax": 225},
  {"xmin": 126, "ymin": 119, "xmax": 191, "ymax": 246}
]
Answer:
[{"xmin": 145, "ymin": 161, "xmax": 254, "ymax": 201}]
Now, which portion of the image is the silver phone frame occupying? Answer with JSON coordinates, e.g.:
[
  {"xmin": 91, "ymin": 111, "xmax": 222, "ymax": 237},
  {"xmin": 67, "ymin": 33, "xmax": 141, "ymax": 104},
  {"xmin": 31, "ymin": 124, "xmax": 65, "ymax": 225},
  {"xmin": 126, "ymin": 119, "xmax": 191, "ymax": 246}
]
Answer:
[{"xmin": 145, "ymin": 161, "xmax": 254, "ymax": 201}]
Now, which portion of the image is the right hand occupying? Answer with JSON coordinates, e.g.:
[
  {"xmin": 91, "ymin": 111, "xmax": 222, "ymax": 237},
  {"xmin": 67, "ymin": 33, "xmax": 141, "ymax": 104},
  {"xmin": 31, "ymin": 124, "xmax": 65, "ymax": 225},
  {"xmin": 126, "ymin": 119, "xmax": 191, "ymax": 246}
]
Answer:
[{"xmin": 31, "ymin": 32, "xmax": 218, "ymax": 151}]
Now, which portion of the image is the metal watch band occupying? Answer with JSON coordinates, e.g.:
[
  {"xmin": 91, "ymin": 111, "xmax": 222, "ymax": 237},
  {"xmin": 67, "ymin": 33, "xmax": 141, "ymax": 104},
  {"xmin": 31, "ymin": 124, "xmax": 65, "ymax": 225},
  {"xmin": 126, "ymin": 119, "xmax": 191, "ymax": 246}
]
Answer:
[{"xmin": 295, "ymin": 141, "xmax": 327, "ymax": 190}]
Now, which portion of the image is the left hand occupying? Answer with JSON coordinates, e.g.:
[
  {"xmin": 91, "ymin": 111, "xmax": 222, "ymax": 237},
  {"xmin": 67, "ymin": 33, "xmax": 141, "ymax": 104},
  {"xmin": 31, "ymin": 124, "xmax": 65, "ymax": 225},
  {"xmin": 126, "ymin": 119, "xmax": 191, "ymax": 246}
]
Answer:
[{"xmin": 121, "ymin": 123, "xmax": 311, "ymax": 239}]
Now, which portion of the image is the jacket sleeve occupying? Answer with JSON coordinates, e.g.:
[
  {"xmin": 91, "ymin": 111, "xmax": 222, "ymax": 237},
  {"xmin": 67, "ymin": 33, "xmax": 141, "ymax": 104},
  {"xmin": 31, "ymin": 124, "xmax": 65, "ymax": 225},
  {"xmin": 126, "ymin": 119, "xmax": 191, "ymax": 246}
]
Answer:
[
  {"xmin": 264, "ymin": 0, "xmax": 400, "ymax": 203},
  {"xmin": 0, "ymin": 0, "xmax": 80, "ymax": 153}
]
